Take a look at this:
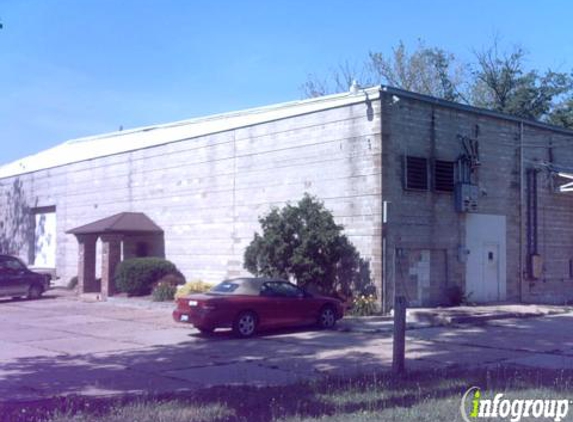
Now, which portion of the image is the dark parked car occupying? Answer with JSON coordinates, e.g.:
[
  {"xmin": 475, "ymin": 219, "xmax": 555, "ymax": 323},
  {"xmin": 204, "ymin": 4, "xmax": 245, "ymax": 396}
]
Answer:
[
  {"xmin": 173, "ymin": 277, "xmax": 344, "ymax": 337},
  {"xmin": 0, "ymin": 255, "xmax": 51, "ymax": 300}
]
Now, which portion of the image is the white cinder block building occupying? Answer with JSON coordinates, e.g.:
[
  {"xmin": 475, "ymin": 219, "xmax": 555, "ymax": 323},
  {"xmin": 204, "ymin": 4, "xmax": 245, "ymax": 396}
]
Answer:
[{"xmin": 2, "ymin": 86, "xmax": 573, "ymax": 309}]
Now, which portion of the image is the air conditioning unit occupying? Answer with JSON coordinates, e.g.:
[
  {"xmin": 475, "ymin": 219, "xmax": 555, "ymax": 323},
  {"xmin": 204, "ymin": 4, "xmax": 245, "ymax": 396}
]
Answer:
[{"xmin": 454, "ymin": 183, "xmax": 478, "ymax": 213}]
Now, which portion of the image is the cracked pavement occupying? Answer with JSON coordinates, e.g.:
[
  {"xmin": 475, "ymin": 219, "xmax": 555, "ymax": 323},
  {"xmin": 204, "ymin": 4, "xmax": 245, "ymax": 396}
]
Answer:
[{"xmin": 2, "ymin": 293, "xmax": 573, "ymax": 403}]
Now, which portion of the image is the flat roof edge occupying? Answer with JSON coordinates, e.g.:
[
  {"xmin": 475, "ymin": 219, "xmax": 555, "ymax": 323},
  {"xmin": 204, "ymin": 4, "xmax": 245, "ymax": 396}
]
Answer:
[
  {"xmin": 381, "ymin": 86, "xmax": 573, "ymax": 136},
  {"xmin": 0, "ymin": 88, "xmax": 380, "ymax": 179}
]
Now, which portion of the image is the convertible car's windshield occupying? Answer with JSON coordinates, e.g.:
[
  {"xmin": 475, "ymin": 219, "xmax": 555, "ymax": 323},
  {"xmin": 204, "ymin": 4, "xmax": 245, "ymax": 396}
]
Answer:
[
  {"xmin": 208, "ymin": 278, "xmax": 285, "ymax": 296},
  {"xmin": 210, "ymin": 282, "xmax": 240, "ymax": 293}
]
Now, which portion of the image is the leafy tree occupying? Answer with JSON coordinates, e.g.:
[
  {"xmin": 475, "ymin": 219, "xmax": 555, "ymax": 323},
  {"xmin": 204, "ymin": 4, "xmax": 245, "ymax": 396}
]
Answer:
[
  {"xmin": 547, "ymin": 97, "xmax": 573, "ymax": 129},
  {"xmin": 244, "ymin": 194, "xmax": 371, "ymax": 296},
  {"xmin": 470, "ymin": 42, "xmax": 572, "ymax": 121},
  {"xmin": 301, "ymin": 38, "xmax": 573, "ymax": 128},
  {"xmin": 302, "ymin": 61, "xmax": 376, "ymax": 98},
  {"xmin": 368, "ymin": 40, "xmax": 465, "ymax": 101},
  {"xmin": 301, "ymin": 40, "xmax": 465, "ymax": 101}
]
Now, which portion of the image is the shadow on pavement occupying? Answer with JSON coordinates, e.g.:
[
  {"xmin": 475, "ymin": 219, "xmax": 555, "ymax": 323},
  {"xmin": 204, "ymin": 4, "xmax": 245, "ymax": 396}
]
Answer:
[
  {"xmin": 2, "ymin": 304, "xmax": 573, "ymax": 421},
  {"xmin": 3, "ymin": 365, "xmax": 573, "ymax": 422}
]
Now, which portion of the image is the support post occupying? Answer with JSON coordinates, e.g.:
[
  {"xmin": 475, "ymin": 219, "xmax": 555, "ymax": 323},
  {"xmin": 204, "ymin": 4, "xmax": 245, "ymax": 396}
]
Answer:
[
  {"xmin": 76, "ymin": 234, "xmax": 98, "ymax": 294},
  {"xmin": 392, "ymin": 295, "xmax": 407, "ymax": 374},
  {"xmin": 101, "ymin": 234, "xmax": 122, "ymax": 300}
]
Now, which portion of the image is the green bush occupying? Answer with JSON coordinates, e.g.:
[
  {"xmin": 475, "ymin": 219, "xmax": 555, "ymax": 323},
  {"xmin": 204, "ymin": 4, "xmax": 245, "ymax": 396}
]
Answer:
[
  {"xmin": 244, "ymin": 194, "xmax": 369, "ymax": 296},
  {"xmin": 114, "ymin": 257, "xmax": 182, "ymax": 297},
  {"xmin": 447, "ymin": 285, "xmax": 471, "ymax": 306},
  {"xmin": 156, "ymin": 272, "xmax": 186, "ymax": 287},
  {"xmin": 151, "ymin": 281, "xmax": 177, "ymax": 302},
  {"xmin": 350, "ymin": 294, "xmax": 378, "ymax": 316}
]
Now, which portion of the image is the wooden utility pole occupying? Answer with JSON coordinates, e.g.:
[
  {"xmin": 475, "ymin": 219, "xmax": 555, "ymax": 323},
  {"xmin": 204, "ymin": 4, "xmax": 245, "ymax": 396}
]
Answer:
[{"xmin": 392, "ymin": 295, "xmax": 407, "ymax": 374}]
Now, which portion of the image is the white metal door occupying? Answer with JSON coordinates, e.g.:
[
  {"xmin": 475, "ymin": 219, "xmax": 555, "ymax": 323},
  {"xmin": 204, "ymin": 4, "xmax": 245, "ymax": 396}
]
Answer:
[
  {"xmin": 465, "ymin": 214, "xmax": 506, "ymax": 303},
  {"xmin": 483, "ymin": 242, "xmax": 500, "ymax": 301},
  {"xmin": 33, "ymin": 211, "xmax": 56, "ymax": 268}
]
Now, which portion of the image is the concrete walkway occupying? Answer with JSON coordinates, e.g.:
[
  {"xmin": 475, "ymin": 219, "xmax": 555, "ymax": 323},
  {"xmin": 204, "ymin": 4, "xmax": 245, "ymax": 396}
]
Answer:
[
  {"xmin": 100, "ymin": 288, "xmax": 571, "ymax": 332},
  {"xmin": 339, "ymin": 303, "xmax": 570, "ymax": 332},
  {"xmin": 1, "ymin": 291, "xmax": 573, "ymax": 404}
]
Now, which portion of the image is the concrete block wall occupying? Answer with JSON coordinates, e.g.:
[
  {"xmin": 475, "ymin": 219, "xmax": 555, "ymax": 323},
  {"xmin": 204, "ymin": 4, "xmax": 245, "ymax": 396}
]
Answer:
[
  {"xmin": 381, "ymin": 92, "xmax": 522, "ymax": 306},
  {"xmin": 0, "ymin": 100, "xmax": 383, "ymax": 297},
  {"xmin": 521, "ymin": 126, "xmax": 573, "ymax": 303},
  {"xmin": 381, "ymin": 90, "xmax": 573, "ymax": 307},
  {"xmin": 6, "ymin": 87, "xmax": 573, "ymax": 307}
]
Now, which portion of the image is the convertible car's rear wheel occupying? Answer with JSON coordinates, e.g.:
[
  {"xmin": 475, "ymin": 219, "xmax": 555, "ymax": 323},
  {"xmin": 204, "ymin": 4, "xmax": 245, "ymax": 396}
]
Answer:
[
  {"xmin": 318, "ymin": 306, "xmax": 336, "ymax": 329},
  {"xmin": 27, "ymin": 284, "xmax": 43, "ymax": 300},
  {"xmin": 233, "ymin": 311, "xmax": 258, "ymax": 338}
]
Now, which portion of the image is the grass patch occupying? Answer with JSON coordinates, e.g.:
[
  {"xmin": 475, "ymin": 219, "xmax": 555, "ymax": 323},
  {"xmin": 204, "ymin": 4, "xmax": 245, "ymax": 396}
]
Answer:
[
  {"xmin": 4, "ymin": 366, "xmax": 573, "ymax": 422},
  {"xmin": 277, "ymin": 388, "xmax": 573, "ymax": 422},
  {"xmin": 44, "ymin": 401, "xmax": 232, "ymax": 422}
]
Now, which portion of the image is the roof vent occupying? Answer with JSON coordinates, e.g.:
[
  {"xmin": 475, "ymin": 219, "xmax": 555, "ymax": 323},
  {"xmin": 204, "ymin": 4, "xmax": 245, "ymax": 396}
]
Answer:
[{"xmin": 349, "ymin": 80, "xmax": 360, "ymax": 94}]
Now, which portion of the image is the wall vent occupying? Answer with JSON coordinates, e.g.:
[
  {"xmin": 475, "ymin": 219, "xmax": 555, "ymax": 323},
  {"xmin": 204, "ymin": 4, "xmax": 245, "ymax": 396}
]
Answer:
[
  {"xmin": 404, "ymin": 156, "xmax": 429, "ymax": 190},
  {"xmin": 434, "ymin": 160, "xmax": 455, "ymax": 192}
]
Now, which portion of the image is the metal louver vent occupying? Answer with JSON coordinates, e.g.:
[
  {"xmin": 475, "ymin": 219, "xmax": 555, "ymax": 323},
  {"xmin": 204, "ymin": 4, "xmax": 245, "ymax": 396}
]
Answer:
[
  {"xmin": 404, "ymin": 156, "xmax": 428, "ymax": 190},
  {"xmin": 434, "ymin": 160, "xmax": 455, "ymax": 192}
]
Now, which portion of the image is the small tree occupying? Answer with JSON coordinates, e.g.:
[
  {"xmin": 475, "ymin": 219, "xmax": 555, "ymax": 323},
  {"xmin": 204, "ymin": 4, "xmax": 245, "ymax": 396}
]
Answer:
[{"xmin": 244, "ymin": 194, "xmax": 371, "ymax": 296}]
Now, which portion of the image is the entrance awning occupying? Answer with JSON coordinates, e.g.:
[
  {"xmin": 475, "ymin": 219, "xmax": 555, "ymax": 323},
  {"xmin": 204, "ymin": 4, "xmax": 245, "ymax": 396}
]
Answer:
[
  {"xmin": 66, "ymin": 212, "xmax": 164, "ymax": 300},
  {"xmin": 66, "ymin": 212, "xmax": 163, "ymax": 236}
]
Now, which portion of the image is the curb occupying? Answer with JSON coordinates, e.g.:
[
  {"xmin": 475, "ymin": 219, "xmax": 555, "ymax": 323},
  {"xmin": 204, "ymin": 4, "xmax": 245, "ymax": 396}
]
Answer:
[{"xmin": 338, "ymin": 309, "xmax": 571, "ymax": 334}]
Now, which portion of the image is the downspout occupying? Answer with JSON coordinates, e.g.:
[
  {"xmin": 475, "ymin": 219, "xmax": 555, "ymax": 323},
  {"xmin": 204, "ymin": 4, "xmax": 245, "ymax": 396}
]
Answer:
[
  {"xmin": 379, "ymin": 88, "xmax": 391, "ymax": 314},
  {"xmin": 519, "ymin": 121, "xmax": 524, "ymax": 302},
  {"xmin": 382, "ymin": 207, "xmax": 387, "ymax": 314},
  {"xmin": 381, "ymin": 90, "xmax": 387, "ymax": 314}
]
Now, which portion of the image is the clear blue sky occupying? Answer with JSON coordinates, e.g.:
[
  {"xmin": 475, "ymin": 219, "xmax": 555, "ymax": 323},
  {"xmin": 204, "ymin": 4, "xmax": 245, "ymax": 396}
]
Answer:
[{"xmin": 1, "ymin": 0, "xmax": 572, "ymax": 165}]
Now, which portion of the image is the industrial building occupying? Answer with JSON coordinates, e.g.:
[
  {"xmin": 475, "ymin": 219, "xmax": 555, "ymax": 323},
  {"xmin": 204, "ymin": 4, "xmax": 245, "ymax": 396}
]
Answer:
[{"xmin": 2, "ymin": 86, "xmax": 573, "ymax": 309}]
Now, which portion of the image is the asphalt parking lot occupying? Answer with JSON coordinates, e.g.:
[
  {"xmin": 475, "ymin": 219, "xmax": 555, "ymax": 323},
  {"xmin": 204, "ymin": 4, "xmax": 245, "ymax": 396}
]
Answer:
[{"xmin": 3, "ymin": 291, "xmax": 573, "ymax": 403}]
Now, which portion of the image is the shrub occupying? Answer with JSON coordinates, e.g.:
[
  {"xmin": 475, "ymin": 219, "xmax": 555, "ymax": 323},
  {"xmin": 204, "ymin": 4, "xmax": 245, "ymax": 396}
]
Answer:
[
  {"xmin": 152, "ymin": 281, "xmax": 177, "ymax": 302},
  {"xmin": 67, "ymin": 276, "xmax": 78, "ymax": 290},
  {"xmin": 156, "ymin": 272, "xmax": 186, "ymax": 287},
  {"xmin": 175, "ymin": 279, "xmax": 213, "ymax": 298},
  {"xmin": 244, "ymin": 194, "xmax": 369, "ymax": 296},
  {"xmin": 350, "ymin": 294, "xmax": 378, "ymax": 316},
  {"xmin": 447, "ymin": 285, "xmax": 470, "ymax": 306},
  {"xmin": 114, "ymin": 257, "xmax": 182, "ymax": 297}
]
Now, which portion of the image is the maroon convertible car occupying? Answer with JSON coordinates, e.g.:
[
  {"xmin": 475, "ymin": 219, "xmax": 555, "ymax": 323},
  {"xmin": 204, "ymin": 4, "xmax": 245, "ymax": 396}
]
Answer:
[{"xmin": 173, "ymin": 277, "xmax": 344, "ymax": 337}]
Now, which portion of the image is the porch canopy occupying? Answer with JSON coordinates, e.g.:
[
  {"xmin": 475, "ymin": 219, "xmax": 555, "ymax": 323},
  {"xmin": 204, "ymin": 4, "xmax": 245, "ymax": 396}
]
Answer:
[
  {"xmin": 67, "ymin": 212, "xmax": 163, "ymax": 299},
  {"xmin": 67, "ymin": 212, "xmax": 163, "ymax": 236}
]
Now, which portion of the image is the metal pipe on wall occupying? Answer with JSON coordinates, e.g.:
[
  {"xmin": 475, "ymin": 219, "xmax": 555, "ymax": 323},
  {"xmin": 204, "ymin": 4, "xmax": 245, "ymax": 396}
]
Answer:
[{"xmin": 519, "ymin": 122, "xmax": 524, "ymax": 302}]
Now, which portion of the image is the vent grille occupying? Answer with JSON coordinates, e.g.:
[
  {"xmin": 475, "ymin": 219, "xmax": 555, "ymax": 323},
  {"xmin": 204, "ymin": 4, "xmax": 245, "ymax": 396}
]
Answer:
[
  {"xmin": 434, "ymin": 160, "xmax": 455, "ymax": 192},
  {"xmin": 404, "ymin": 156, "xmax": 428, "ymax": 190}
]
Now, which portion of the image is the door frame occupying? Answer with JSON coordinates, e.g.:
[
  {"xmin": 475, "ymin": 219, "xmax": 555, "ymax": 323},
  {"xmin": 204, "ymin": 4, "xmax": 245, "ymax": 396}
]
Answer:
[{"xmin": 465, "ymin": 214, "xmax": 507, "ymax": 303}]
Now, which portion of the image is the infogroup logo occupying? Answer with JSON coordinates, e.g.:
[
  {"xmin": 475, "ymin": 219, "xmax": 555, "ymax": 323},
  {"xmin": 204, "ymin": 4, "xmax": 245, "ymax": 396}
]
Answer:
[{"xmin": 460, "ymin": 386, "xmax": 570, "ymax": 422}]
